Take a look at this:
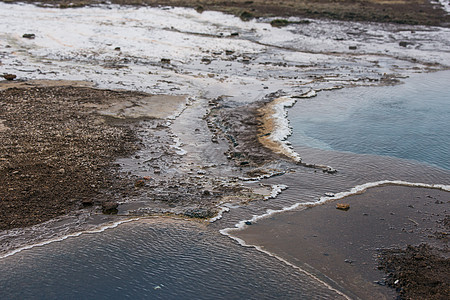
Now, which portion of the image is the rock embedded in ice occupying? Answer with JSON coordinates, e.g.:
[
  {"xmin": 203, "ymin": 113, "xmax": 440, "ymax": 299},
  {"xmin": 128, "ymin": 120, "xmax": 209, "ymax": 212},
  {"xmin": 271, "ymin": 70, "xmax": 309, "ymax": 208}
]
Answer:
[{"xmin": 2, "ymin": 74, "xmax": 16, "ymax": 81}]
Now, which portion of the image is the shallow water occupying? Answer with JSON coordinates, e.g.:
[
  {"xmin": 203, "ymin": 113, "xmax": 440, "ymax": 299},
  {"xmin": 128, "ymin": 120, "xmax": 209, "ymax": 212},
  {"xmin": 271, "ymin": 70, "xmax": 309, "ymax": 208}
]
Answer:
[
  {"xmin": 0, "ymin": 219, "xmax": 344, "ymax": 299},
  {"xmin": 289, "ymin": 71, "xmax": 450, "ymax": 170}
]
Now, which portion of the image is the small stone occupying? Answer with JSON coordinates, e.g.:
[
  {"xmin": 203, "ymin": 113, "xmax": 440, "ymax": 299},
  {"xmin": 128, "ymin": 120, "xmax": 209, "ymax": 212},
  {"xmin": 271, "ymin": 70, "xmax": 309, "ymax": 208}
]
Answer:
[
  {"xmin": 135, "ymin": 180, "xmax": 145, "ymax": 187},
  {"xmin": 344, "ymin": 259, "xmax": 354, "ymax": 264},
  {"xmin": 240, "ymin": 11, "xmax": 254, "ymax": 21},
  {"xmin": 114, "ymin": 47, "xmax": 121, "ymax": 51},
  {"xmin": 245, "ymin": 221, "xmax": 252, "ymax": 225},
  {"xmin": 3, "ymin": 74, "xmax": 16, "ymax": 81},
  {"xmin": 349, "ymin": 46, "xmax": 357, "ymax": 50},
  {"xmin": 102, "ymin": 201, "xmax": 119, "ymax": 214},
  {"xmin": 336, "ymin": 203, "xmax": 350, "ymax": 211},
  {"xmin": 81, "ymin": 198, "xmax": 94, "ymax": 207},
  {"xmin": 399, "ymin": 41, "xmax": 409, "ymax": 47},
  {"xmin": 22, "ymin": 33, "xmax": 36, "ymax": 39}
]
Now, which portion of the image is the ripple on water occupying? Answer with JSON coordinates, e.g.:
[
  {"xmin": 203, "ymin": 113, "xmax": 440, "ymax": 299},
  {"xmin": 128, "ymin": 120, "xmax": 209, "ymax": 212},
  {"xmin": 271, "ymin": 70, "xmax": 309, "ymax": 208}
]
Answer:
[{"xmin": 0, "ymin": 219, "xmax": 345, "ymax": 299}]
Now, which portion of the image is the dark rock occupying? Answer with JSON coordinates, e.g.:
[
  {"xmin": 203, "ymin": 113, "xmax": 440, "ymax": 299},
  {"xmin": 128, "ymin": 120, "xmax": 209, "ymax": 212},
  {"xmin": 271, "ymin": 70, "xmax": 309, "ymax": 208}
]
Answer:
[
  {"xmin": 195, "ymin": 5, "xmax": 204, "ymax": 13},
  {"xmin": 81, "ymin": 198, "xmax": 94, "ymax": 207},
  {"xmin": 201, "ymin": 58, "xmax": 212, "ymax": 64},
  {"xmin": 240, "ymin": 11, "xmax": 254, "ymax": 21},
  {"xmin": 160, "ymin": 58, "xmax": 171, "ymax": 64},
  {"xmin": 2, "ymin": 74, "xmax": 16, "ymax": 81},
  {"xmin": 184, "ymin": 208, "xmax": 215, "ymax": 219},
  {"xmin": 399, "ymin": 41, "xmax": 409, "ymax": 47},
  {"xmin": 225, "ymin": 50, "xmax": 235, "ymax": 55},
  {"xmin": 114, "ymin": 47, "xmax": 121, "ymax": 51},
  {"xmin": 230, "ymin": 32, "xmax": 239, "ymax": 36},
  {"xmin": 102, "ymin": 201, "xmax": 118, "ymax": 214},
  {"xmin": 271, "ymin": 19, "xmax": 290, "ymax": 27},
  {"xmin": 22, "ymin": 33, "xmax": 36, "ymax": 39},
  {"xmin": 245, "ymin": 221, "xmax": 252, "ymax": 225},
  {"xmin": 349, "ymin": 46, "xmax": 357, "ymax": 50}
]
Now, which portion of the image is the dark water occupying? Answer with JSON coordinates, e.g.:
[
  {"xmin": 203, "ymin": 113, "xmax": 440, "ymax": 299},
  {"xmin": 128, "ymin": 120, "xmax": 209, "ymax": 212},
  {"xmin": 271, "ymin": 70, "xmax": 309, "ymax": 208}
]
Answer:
[
  {"xmin": 289, "ymin": 71, "xmax": 450, "ymax": 170},
  {"xmin": 0, "ymin": 219, "xmax": 342, "ymax": 299}
]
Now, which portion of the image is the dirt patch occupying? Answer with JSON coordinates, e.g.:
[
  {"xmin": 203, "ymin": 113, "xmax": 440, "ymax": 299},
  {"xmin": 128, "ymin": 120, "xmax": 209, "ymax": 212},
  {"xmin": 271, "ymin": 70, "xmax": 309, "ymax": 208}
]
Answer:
[
  {"xmin": 3, "ymin": 0, "xmax": 448, "ymax": 26},
  {"xmin": 378, "ymin": 244, "xmax": 449, "ymax": 300},
  {"xmin": 205, "ymin": 93, "xmax": 284, "ymax": 168},
  {"xmin": 0, "ymin": 82, "xmax": 147, "ymax": 230}
]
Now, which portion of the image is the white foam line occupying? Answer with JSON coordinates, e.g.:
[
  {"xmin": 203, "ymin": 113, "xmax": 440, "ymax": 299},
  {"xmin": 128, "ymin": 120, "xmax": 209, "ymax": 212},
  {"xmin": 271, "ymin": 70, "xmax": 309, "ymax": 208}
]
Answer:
[
  {"xmin": 209, "ymin": 205, "xmax": 230, "ymax": 223},
  {"xmin": 268, "ymin": 91, "xmax": 316, "ymax": 163},
  {"xmin": 220, "ymin": 180, "xmax": 450, "ymax": 297},
  {"xmin": 225, "ymin": 180, "xmax": 450, "ymax": 233},
  {"xmin": 219, "ymin": 229, "xmax": 351, "ymax": 299},
  {"xmin": 0, "ymin": 218, "xmax": 139, "ymax": 260},
  {"xmin": 264, "ymin": 184, "xmax": 288, "ymax": 200}
]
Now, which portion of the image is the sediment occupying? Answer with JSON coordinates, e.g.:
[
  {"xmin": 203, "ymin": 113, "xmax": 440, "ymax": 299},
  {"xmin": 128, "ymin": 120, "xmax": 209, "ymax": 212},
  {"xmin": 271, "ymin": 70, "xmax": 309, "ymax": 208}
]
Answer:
[
  {"xmin": 0, "ymin": 83, "xmax": 143, "ymax": 230},
  {"xmin": 2, "ymin": 0, "xmax": 448, "ymax": 26}
]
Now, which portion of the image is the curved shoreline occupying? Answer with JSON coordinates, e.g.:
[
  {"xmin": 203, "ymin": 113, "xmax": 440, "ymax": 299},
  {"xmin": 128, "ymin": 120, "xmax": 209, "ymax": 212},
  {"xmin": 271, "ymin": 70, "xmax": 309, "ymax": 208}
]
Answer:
[
  {"xmin": 221, "ymin": 180, "xmax": 450, "ymax": 236},
  {"xmin": 221, "ymin": 180, "xmax": 450, "ymax": 299},
  {"xmin": 0, "ymin": 218, "xmax": 139, "ymax": 259}
]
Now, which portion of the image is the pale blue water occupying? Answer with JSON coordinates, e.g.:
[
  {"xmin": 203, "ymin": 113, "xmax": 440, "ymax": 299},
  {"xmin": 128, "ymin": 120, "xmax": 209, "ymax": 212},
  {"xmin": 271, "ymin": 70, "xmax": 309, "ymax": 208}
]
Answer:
[{"xmin": 289, "ymin": 71, "xmax": 450, "ymax": 170}]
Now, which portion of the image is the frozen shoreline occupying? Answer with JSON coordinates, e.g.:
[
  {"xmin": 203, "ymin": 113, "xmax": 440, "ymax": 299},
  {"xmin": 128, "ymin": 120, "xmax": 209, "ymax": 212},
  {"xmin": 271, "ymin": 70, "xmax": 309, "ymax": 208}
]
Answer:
[{"xmin": 1, "ymin": 4, "xmax": 450, "ymax": 297}]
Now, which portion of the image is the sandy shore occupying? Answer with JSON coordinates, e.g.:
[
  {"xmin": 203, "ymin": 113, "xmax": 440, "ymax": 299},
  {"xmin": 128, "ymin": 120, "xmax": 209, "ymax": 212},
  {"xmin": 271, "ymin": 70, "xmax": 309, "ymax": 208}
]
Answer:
[{"xmin": 233, "ymin": 185, "xmax": 449, "ymax": 299}]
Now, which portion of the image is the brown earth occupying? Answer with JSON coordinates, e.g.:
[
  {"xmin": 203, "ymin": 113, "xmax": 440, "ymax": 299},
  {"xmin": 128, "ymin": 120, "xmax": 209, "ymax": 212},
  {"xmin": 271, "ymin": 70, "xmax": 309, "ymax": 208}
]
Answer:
[
  {"xmin": 0, "ymin": 82, "xmax": 146, "ymax": 230},
  {"xmin": 378, "ymin": 244, "xmax": 450, "ymax": 300},
  {"xmin": 1, "ymin": 0, "xmax": 448, "ymax": 26}
]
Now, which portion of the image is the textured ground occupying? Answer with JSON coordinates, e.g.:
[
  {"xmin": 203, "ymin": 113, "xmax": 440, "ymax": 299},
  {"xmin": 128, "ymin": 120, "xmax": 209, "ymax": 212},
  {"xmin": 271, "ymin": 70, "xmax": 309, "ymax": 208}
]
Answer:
[{"xmin": 2, "ymin": 0, "xmax": 448, "ymax": 26}]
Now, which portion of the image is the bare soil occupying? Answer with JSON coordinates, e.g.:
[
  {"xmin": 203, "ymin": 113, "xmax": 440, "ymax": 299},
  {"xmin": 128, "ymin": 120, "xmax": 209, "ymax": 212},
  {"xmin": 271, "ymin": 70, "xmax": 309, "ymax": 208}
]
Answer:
[
  {"xmin": 378, "ymin": 244, "xmax": 450, "ymax": 300},
  {"xmin": 1, "ymin": 0, "xmax": 448, "ymax": 26},
  {"xmin": 0, "ymin": 82, "xmax": 144, "ymax": 230}
]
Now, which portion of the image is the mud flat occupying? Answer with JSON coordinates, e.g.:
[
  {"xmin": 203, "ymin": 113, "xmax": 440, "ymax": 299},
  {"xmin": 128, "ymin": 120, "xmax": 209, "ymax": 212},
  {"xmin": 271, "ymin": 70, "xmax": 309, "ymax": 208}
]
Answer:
[{"xmin": 232, "ymin": 185, "xmax": 450, "ymax": 299}]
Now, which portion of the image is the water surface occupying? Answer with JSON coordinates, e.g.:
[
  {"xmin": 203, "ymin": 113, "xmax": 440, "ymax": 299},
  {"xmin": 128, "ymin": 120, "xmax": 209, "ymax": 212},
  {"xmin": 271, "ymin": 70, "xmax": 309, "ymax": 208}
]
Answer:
[
  {"xmin": 0, "ymin": 219, "xmax": 343, "ymax": 299},
  {"xmin": 289, "ymin": 71, "xmax": 450, "ymax": 170}
]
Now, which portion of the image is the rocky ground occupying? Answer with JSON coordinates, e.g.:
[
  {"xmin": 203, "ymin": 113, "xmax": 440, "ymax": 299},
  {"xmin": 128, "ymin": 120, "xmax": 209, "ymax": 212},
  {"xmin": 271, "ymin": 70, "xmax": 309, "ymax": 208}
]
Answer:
[
  {"xmin": 0, "ymin": 80, "xmax": 281, "ymax": 231},
  {"xmin": 0, "ymin": 82, "xmax": 142, "ymax": 230},
  {"xmin": 378, "ymin": 244, "xmax": 449, "ymax": 300},
  {"xmin": 2, "ymin": 0, "xmax": 449, "ymax": 26}
]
